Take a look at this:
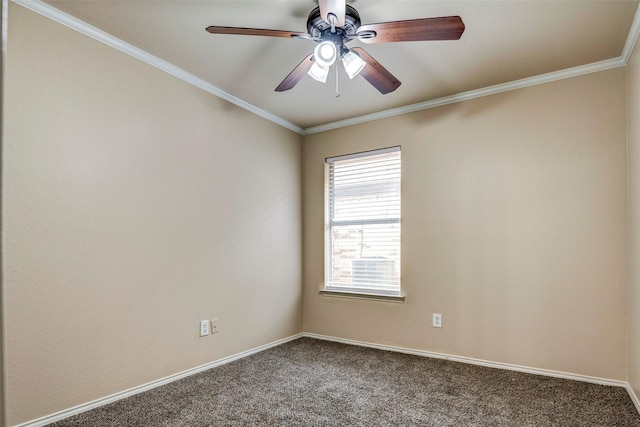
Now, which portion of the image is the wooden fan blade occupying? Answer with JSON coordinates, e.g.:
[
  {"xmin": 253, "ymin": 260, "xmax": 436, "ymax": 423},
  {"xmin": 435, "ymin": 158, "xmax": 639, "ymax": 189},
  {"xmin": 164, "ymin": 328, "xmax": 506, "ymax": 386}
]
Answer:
[
  {"xmin": 357, "ymin": 16, "xmax": 465, "ymax": 43},
  {"xmin": 351, "ymin": 48, "xmax": 401, "ymax": 94},
  {"xmin": 275, "ymin": 54, "xmax": 315, "ymax": 92},
  {"xmin": 206, "ymin": 26, "xmax": 310, "ymax": 39},
  {"xmin": 318, "ymin": 0, "xmax": 346, "ymax": 27}
]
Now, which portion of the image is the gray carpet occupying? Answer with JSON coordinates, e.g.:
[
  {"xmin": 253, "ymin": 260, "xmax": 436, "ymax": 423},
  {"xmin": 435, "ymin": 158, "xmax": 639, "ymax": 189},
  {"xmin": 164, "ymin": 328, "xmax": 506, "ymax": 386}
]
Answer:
[{"xmin": 51, "ymin": 337, "xmax": 640, "ymax": 426}]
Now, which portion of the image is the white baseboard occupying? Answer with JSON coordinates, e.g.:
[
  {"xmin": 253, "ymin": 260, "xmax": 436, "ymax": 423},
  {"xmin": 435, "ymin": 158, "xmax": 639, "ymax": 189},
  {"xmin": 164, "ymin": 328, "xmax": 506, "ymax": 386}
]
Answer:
[
  {"xmin": 627, "ymin": 383, "xmax": 640, "ymax": 414},
  {"xmin": 303, "ymin": 332, "xmax": 629, "ymax": 389},
  {"xmin": 16, "ymin": 333, "xmax": 303, "ymax": 427},
  {"xmin": 14, "ymin": 332, "xmax": 640, "ymax": 426}
]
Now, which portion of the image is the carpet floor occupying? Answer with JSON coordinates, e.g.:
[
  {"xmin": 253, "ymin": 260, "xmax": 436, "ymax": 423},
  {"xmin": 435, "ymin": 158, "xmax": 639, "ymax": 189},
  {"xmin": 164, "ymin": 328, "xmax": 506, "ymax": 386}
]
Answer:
[{"xmin": 51, "ymin": 337, "xmax": 640, "ymax": 426}]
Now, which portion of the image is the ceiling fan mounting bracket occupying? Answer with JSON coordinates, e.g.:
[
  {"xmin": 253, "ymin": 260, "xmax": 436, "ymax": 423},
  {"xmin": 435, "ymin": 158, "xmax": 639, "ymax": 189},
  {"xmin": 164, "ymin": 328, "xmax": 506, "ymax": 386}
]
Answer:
[{"xmin": 307, "ymin": 5, "xmax": 361, "ymax": 40}]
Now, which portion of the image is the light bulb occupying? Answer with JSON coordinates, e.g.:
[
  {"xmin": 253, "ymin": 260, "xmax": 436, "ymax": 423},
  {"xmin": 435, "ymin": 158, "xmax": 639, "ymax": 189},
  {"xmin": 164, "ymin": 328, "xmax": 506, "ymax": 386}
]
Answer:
[{"xmin": 313, "ymin": 41, "xmax": 337, "ymax": 67}]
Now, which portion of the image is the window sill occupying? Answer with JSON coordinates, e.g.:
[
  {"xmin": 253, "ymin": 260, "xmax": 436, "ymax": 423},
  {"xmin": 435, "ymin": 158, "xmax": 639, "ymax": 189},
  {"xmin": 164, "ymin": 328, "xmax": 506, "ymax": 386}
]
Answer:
[{"xmin": 319, "ymin": 290, "xmax": 405, "ymax": 303}]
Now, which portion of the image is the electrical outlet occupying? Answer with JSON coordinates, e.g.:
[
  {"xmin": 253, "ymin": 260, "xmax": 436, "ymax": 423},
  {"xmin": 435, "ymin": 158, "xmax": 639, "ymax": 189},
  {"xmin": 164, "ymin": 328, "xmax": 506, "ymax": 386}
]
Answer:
[
  {"xmin": 432, "ymin": 313, "xmax": 442, "ymax": 328},
  {"xmin": 211, "ymin": 318, "xmax": 219, "ymax": 334},
  {"xmin": 200, "ymin": 320, "xmax": 210, "ymax": 337}
]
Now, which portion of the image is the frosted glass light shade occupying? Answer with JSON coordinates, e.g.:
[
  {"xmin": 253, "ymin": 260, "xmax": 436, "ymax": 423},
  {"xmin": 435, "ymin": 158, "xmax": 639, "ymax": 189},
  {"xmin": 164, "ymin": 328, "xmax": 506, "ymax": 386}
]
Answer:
[
  {"xmin": 342, "ymin": 50, "xmax": 366, "ymax": 79},
  {"xmin": 308, "ymin": 62, "xmax": 330, "ymax": 83}
]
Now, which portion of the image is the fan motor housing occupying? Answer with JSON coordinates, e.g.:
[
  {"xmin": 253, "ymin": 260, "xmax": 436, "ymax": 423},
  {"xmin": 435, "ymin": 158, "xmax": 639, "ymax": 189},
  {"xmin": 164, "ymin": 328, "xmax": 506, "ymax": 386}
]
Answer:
[{"xmin": 306, "ymin": 5, "xmax": 361, "ymax": 40}]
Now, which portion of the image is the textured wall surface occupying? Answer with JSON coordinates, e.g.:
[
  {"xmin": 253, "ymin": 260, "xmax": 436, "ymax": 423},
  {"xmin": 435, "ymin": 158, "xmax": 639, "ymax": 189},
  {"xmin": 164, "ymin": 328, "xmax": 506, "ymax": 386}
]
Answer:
[
  {"xmin": 4, "ymin": 4, "xmax": 302, "ymax": 425},
  {"xmin": 627, "ymin": 33, "xmax": 640, "ymax": 407},
  {"xmin": 303, "ymin": 68, "xmax": 628, "ymax": 381},
  {"xmin": 3, "ymin": 1, "xmax": 638, "ymax": 425},
  {"xmin": 1, "ymin": 1, "xmax": 5, "ymax": 426}
]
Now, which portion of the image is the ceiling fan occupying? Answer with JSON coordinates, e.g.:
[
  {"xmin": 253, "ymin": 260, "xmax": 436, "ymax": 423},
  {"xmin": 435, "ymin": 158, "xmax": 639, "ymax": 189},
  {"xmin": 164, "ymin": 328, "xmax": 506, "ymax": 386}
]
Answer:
[{"xmin": 206, "ymin": 0, "xmax": 465, "ymax": 94}]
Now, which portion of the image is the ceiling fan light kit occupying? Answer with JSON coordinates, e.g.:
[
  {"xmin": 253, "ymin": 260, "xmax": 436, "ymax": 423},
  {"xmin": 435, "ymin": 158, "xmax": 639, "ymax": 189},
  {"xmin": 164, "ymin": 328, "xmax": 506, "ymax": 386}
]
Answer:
[
  {"xmin": 307, "ymin": 40, "xmax": 364, "ymax": 82},
  {"xmin": 205, "ymin": 0, "xmax": 465, "ymax": 95}
]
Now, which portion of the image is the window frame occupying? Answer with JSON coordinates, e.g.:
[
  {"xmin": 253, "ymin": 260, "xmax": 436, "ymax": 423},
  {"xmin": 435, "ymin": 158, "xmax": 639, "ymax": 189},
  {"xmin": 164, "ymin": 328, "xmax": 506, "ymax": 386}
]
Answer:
[{"xmin": 321, "ymin": 146, "xmax": 404, "ymax": 303}]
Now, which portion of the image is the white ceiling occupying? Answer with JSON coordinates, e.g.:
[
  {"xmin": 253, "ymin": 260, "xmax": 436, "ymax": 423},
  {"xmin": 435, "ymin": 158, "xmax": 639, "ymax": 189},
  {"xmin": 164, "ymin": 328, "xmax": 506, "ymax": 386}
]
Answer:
[{"xmin": 26, "ymin": 1, "xmax": 640, "ymax": 132}]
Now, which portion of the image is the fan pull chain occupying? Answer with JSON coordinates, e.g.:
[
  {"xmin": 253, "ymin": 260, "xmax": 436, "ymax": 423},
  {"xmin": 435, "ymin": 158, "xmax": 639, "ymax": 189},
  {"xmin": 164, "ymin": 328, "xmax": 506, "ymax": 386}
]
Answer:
[{"xmin": 335, "ymin": 65, "xmax": 341, "ymax": 98}]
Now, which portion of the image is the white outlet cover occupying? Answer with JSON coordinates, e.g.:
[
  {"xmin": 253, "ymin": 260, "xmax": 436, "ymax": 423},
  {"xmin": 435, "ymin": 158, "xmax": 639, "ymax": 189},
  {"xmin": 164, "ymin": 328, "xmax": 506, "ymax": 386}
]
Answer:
[
  {"xmin": 433, "ymin": 313, "xmax": 442, "ymax": 328},
  {"xmin": 200, "ymin": 320, "xmax": 210, "ymax": 336}
]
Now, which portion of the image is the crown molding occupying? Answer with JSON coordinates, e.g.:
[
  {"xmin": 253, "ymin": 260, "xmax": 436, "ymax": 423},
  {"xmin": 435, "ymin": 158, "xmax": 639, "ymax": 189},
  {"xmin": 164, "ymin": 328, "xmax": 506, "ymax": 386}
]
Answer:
[
  {"xmin": 302, "ymin": 56, "xmax": 625, "ymax": 134},
  {"xmin": 303, "ymin": 2, "xmax": 640, "ymax": 135},
  {"xmin": 10, "ymin": 0, "xmax": 305, "ymax": 135},
  {"xmin": 10, "ymin": 0, "xmax": 640, "ymax": 137},
  {"xmin": 622, "ymin": 0, "xmax": 640, "ymax": 65}
]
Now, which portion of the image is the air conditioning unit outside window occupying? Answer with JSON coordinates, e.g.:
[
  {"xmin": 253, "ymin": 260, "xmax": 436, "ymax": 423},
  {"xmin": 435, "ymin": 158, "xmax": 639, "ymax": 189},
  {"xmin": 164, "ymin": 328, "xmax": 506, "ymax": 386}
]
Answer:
[{"xmin": 352, "ymin": 257, "xmax": 395, "ymax": 286}]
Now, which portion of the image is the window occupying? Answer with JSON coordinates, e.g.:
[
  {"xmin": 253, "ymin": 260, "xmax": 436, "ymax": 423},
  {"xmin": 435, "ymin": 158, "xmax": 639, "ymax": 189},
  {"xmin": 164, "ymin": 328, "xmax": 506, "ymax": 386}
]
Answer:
[{"xmin": 323, "ymin": 147, "xmax": 402, "ymax": 300}]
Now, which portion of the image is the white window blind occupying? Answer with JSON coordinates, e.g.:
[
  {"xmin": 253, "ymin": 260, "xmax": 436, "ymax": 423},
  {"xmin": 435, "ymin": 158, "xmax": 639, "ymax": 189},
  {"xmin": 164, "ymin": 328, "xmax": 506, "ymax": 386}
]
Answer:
[{"xmin": 324, "ymin": 147, "xmax": 401, "ymax": 297}]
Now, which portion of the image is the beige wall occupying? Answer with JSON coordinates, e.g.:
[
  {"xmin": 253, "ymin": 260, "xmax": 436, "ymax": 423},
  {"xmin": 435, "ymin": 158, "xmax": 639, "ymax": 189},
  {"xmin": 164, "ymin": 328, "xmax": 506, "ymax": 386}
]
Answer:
[
  {"xmin": 628, "ymin": 34, "xmax": 640, "ymax": 405},
  {"xmin": 1, "ymin": 0, "xmax": 5, "ymax": 425},
  {"xmin": 4, "ymin": 4, "xmax": 302, "ymax": 425},
  {"xmin": 3, "ymin": 1, "xmax": 637, "ymax": 425},
  {"xmin": 302, "ymin": 68, "xmax": 628, "ymax": 381}
]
